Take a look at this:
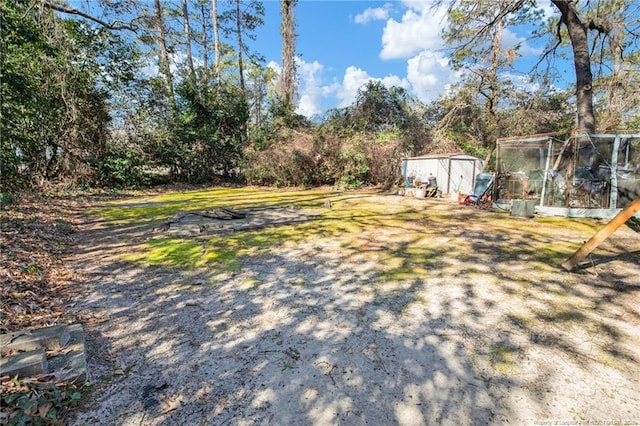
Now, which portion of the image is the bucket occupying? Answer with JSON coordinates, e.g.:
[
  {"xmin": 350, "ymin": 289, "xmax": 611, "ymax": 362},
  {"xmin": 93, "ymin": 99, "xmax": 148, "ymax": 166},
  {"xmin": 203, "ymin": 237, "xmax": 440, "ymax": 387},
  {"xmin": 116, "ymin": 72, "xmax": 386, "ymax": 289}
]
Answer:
[
  {"xmin": 416, "ymin": 188, "xmax": 426, "ymax": 198},
  {"xmin": 457, "ymin": 193, "xmax": 467, "ymax": 205}
]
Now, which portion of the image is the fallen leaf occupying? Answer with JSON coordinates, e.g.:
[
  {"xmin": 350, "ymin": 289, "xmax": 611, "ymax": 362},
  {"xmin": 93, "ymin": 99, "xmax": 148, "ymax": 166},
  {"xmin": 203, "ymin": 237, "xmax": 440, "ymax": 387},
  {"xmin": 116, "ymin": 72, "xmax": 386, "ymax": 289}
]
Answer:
[
  {"xmin": 161, "ymin": 395, "xmax": 180, "ymax": 414},
  {"xmin": 38, "ymin": 402, "xmax": 53, "ymax": 418}
]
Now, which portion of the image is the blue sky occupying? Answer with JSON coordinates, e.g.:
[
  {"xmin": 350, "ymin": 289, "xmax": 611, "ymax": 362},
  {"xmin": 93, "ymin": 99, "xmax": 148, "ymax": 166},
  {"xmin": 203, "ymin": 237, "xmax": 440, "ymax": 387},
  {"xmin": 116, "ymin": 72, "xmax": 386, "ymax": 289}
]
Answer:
[
  {"xmin": 68, "ymin": 0, "xmax": 563, "ymax": 118},
  {"xmin": 251, "ymin": 1, "xmax": 560, "ymax": 118}
]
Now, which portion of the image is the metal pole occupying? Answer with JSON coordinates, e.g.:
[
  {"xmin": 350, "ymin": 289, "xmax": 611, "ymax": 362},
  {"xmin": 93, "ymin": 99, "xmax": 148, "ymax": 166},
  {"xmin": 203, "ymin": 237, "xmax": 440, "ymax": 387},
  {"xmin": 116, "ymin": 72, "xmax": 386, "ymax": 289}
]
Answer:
[
  {"xmin": 609, "ymin": 135, "xmax": 620, "ymax": 208},
  {"xmin": 540, "ymin": 137, "xmax": 553, "ymax": 207}
]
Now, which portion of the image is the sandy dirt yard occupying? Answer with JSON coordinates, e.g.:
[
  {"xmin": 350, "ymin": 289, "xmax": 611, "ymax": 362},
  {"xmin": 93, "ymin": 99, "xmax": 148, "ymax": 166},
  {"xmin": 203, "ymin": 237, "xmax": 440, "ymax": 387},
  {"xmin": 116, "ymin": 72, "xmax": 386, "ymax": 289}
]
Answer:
[{"xmin": 62, "ymin": 189, "xmax": 640, "ymax": 426}]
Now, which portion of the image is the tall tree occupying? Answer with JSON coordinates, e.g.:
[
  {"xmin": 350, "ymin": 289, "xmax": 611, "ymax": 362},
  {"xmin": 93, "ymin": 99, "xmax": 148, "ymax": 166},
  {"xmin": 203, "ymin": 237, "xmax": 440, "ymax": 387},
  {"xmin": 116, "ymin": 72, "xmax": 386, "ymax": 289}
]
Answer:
[
  {"xmin": 539, "ymin": 0, "xmax": 639, "ymax": 133},
  {"xmin": 564, "ymin": 1, "xmax": 639, "ymax": 131},
  {"xmin": 234, "ymin": 0, "xmax": 246, "ymax": 91},
  {"xmin": 279, "ymin": 0, "xmax": 297, "ymax": 110},
  {"xmin": 212, "ymin": 0, "xmax": 221, "ymax": 80},
  {"xmin": 550, "ymin": 0, "xmax": 595, "ymax": 134},
  {"xmin": 153, "ymin": 0, "xmax": 176, "ymax": 111},
  {"xmin": 246, "ymin": 63, "xmax": 278, "ymax": 126},
  {"xmin": 181, "ymin": 0, "xmax": 197, "ymax": 87},
  {"xmin": 442, "ymin": 0, "xmax": 540, "ymax": 146},
  {"xmin": 198, "ymin": 1, "xmax": 209, "ymax": 79},
  {"xmin": 219, "ymin": 0, "xmax": 264, "ymax": 93}
]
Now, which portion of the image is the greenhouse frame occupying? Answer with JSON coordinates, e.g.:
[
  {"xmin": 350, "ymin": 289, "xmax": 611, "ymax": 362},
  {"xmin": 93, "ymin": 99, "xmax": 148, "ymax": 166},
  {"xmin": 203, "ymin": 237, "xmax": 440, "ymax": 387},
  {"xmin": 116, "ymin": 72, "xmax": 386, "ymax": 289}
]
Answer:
[{"xmin": 495, "ymin": 132, "xmax": 640, "ymax": 218}]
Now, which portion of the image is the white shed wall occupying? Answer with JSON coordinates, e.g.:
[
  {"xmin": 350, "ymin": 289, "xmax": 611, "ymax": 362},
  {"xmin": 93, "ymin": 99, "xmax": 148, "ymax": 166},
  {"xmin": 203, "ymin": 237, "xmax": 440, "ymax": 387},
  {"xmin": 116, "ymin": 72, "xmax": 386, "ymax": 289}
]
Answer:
[{"xmin": 401, "ymin": 155, "xmax": 482, "ymax": 194}]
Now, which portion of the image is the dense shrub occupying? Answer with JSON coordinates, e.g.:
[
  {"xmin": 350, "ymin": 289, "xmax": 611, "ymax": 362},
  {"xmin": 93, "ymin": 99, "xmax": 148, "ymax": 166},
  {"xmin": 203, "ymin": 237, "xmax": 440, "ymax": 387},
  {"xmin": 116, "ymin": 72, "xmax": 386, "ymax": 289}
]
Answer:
[
  {"xmin": 243, "ymin": 130, "xmax": 319, "ymax": 187},
  {"xmin": 96, "ymin": 148, "xmax": 150, "ymax": 188},
  {"xmin": 243, "ymin": 129, "xmax": 420, "ymax": 189}
]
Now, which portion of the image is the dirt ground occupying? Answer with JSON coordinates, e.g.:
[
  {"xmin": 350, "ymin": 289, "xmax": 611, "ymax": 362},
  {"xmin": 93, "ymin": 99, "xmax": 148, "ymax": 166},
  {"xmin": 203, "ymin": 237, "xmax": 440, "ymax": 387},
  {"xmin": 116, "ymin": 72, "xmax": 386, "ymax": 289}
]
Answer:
[{"xmin": 60, "ymin": 191, "xmax": 640, "ymax": 425}]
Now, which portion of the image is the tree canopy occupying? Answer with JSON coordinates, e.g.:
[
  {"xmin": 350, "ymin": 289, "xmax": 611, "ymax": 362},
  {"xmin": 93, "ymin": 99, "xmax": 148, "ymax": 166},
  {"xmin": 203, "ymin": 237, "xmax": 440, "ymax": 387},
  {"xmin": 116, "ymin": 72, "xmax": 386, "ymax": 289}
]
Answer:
[{"xmin": 1, "ymin": 0, "xmax": 638, "ymax": 195}]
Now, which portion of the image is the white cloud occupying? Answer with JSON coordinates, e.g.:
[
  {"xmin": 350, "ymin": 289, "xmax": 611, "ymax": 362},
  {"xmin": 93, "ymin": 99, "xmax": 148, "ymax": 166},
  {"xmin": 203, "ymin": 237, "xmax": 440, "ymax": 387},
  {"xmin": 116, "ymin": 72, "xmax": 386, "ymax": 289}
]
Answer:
[
  {"xmin": 293, "ymin": 55, "xmax": 456, "ymax": 117},
  {"xmin": 375, "ymin": 1, "xmax": 459, "ymax": 102},
  {"xmin": 503, "ymin": 28, "xmax": 543, "ymax": 57},
  {"xmin": 295, "ymin": 58, "xmax": 340, "ymax": 117},
  {"xmin": 354, "ymin": 3, "xmax": 393, "ymax": 24},
  {"xmin": 336, "ymin": 66, "xmax": 372, "ymax": 107},
  {"xmin": 380, "ymin": 3, "xmax": 446, "ymax": 60},
  {"xmin": 335, "ymin": 66, "xmax": 410, "ymax": 108},
  {"xmin": 289, "ymin": 1, "xmax": 552, "ymax": 118},
  {"xmin": 538, "ymin": 0, "xmax": 557, "ymax": 20},
  {"xmin": 266, "ymin": 60, "xmax": 281, "ymax": 75},
  {"xmin": 292, "ymin": 62, "xmax": 413, "ymax": 117},
  {"xmin": 406, "ymin": 52, "xmax": 460, "ymax": 102}
]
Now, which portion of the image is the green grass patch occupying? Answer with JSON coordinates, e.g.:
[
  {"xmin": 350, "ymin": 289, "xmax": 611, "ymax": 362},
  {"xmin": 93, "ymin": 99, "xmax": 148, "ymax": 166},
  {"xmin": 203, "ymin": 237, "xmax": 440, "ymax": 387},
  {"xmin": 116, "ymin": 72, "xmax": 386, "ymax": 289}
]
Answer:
[
  {"xmin": 124, "ymin": 237, "xmax": 236, "ymax": 269},
  {"xmin": 94, "ymin": 187, "xmax": 349, "ymax": 224},
  {"xmin": 289, "ymin": 277, "xmax": 306, "ymax": 286},
  {"xmin": 379, "ymin": 265, "xmax": 430, "ymax": 282},
  {"xmin": 489, "ymin": 343, "xmax": 518, "ymax": 375},
  {"xmin": 96, "ymin": 188, "xmax": 606, "ymax": 283}
]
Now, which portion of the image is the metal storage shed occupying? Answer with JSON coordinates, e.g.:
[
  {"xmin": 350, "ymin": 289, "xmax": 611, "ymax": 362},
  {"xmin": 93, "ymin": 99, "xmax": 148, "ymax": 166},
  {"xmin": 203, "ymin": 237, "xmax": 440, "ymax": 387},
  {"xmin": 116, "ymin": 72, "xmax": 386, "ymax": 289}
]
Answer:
[{"xmin": 401, "ymin": 153, "xmax": 484, "ymax": 194}]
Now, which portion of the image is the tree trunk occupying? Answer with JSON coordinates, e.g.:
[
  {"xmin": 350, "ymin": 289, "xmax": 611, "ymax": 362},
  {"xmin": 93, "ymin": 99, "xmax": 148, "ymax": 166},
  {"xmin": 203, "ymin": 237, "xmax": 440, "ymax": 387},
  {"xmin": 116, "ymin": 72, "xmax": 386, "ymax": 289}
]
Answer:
[
  {"xmin": 487, "ymin": 14, "xmax": 502, "ymax": 117},
  {"xmin": 280, "ymin": 0, "xmax": 297, "ymax": 108},
  {"xmin": 181, "ymin": 0, "xmax": 196, "ymax": 86},
  {"xmin": 551, "ymin": 0, "xmax": 596, "ymax": 134},
  {"xmin": 483, "ymin": 12, "xmax": 504, "ymax": 149},
  {"xmin": 154, "ymin": 0, "xmax": 176, "ymax": 111},
  {"xmin": 211, "ymin": 0, "xmax": 220, "ymax": 81},
  {"xmin": 235, "ymin": 0, "xmax": 245, "ymax": 93},
  {"xmin": 199, "ymin": 2, "xmax": 208, "ymax": 80}
]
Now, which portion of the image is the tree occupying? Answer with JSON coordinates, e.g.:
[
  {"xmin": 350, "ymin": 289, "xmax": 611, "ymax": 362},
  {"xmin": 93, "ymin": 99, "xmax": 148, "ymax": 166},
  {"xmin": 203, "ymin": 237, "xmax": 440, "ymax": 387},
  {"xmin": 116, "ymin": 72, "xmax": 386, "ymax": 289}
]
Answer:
[
  {"xmin": 1, "ymin": 1, "xmax": 53, "ymax": 190},
  {"xmin": 218, "ymin": 0, "xmax": 264, "ymax": 94},
  {"xmin": 212, "ymin": 0, "xmax": 221, "ymax": 80},
  {"xmin": 40, "ymin": 0, "xmax": 139, "ymax": 31},
  {"xmin": 442, "ymin": 1, "xmax": 541, "ymax": 147},
  {"xmin": 173, "ymin": 80, "xmax": 249, "ymax": 182},
  {"xmin": 546, "ymin": 0, "xmax": 640, "ymax": 132},
  {"xmin": 1, "ymin": 0, "xmax": 137, "ymax": 191},
  {"xmin": 442, "ymin": 0, "xmax": 639, "ymax": 135},
  {"xmin": 181, "ymin": 0, "xmax": 197, "ymax": 88},
  {"xmin": 549, "ymin": 0, "xmax": 595, "ymax": 134},
  {"xmin": 279, "ymin": 0, "xmax": 297, "ymax": 111},
  {"xmin": 245, "ymin": 63, "xmax": 278, "ymax": 127},
  {"xmin": 153, "ymin": 0, "xmax": 177, "ymax": 111},
  {"xmin": 349, "ymin": 81, "xmax": 414, "ymax": 132},
  {"xmin": 234, "ymin": 0, "xmax": 246, "ymax": 92}
]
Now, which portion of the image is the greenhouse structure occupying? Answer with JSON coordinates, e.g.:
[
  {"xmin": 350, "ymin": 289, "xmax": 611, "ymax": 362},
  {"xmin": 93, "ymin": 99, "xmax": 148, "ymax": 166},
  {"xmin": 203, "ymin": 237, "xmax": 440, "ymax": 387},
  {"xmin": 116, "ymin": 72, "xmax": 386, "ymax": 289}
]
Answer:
[{"xmin": 495, "ymin": 132, "xmax": 640, "ymax": 218}]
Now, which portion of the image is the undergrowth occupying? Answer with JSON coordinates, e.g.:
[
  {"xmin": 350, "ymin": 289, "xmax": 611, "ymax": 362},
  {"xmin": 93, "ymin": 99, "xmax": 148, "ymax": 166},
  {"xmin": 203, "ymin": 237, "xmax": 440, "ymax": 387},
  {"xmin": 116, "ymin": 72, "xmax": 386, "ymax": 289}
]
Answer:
[{"xmin": 0, "ymin": 375, "xmax": 90, "ymax": 425}]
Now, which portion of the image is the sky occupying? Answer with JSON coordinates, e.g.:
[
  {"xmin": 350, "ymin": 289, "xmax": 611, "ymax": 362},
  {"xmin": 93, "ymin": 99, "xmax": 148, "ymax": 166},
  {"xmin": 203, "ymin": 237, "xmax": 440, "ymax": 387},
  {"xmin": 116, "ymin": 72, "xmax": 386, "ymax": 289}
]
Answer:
[
  {"xmin": 69, "ymin": 0, "xmax": 564, "ymax": 119},
  {"xmin": 252, "ymin": 0, "xmax": 560, "ymax": 119}
]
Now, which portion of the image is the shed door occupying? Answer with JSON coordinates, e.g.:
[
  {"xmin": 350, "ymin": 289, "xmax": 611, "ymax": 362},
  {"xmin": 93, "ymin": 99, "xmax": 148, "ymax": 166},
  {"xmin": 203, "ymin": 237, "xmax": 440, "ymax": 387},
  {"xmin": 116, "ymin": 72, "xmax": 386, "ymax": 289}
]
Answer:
[{"xmin": 449, "ymin": 159, "xmax": 477, "ymax": 194}]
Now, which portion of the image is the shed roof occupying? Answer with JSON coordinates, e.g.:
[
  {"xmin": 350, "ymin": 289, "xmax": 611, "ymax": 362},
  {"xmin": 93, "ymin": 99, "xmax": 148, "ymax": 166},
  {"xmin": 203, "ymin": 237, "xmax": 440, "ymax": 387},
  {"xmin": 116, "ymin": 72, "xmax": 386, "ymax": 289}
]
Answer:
[{"xmin": 403, "ymin": 153, "xmax": 482, "ymax": 161}]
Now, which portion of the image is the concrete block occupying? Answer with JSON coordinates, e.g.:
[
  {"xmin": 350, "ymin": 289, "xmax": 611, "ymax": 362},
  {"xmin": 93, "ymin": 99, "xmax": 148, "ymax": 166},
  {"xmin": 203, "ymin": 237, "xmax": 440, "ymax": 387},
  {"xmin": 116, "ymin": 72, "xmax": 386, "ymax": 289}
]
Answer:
[
  {"xmin": 0, "ymin": 348, "xmax": 48, "ymax": 379},
  {"xmin": 0, "ymin": 323, "xmax": 88, "ymax": 383},
  {"xmin": 0, "ymin": 325, "xmax": 70, "ymax": 352},
  {"xmin": 47, "ymin": 324, "xmax": 89, "ymax": 383}
]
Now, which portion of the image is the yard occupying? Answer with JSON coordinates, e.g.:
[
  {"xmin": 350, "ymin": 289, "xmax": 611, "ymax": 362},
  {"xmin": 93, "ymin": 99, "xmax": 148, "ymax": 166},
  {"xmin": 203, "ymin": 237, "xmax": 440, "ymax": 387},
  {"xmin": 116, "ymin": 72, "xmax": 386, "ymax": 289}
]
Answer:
[{"xmin": 7, "ymin": 187, "xmax": 639, "ymax": 425}]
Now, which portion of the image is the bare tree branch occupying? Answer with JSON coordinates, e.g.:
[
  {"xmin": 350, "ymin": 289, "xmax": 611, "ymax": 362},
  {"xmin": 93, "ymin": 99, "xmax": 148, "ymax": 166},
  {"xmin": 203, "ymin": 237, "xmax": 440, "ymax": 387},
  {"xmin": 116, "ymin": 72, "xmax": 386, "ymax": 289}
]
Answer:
[
  {"xmin": 531, "ymin": 16, "xmax": 563, "ymax": 71},
  {"xmin": 41, "ymin": 1, "xmax": 138, "ymax": 32},
  {"xmin": 446, "ymin": 0, "xmax": 529, "ymax": 55}
]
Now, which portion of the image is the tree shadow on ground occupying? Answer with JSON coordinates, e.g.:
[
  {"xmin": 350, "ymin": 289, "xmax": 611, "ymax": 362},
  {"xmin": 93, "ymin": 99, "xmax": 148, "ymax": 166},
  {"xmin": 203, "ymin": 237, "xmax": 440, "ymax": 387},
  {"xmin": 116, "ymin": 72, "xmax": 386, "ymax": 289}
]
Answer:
[{"xmin": 65, "ymin": 192, "xmax": 640, "ymax": 425}]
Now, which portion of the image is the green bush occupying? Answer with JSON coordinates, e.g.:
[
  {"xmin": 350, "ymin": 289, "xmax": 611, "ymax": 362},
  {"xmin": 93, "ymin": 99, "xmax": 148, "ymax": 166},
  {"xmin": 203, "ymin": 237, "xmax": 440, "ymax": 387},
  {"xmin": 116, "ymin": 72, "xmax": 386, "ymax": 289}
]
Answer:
[{"xmin": 96, "ymin": 148, "xmax": 150, "ymax": 188}]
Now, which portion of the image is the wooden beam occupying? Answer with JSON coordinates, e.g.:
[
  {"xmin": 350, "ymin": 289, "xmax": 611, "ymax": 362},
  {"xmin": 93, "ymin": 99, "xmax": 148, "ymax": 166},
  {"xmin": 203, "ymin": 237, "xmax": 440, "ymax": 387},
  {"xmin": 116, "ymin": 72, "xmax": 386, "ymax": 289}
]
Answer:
[{"xmin": 561, "ymin": 197, "xmax": 640, "ymax": 271}]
